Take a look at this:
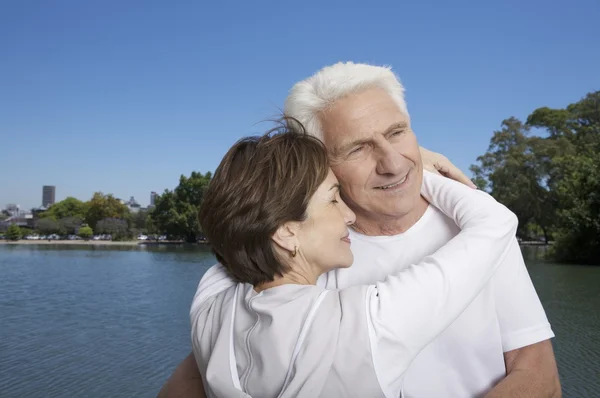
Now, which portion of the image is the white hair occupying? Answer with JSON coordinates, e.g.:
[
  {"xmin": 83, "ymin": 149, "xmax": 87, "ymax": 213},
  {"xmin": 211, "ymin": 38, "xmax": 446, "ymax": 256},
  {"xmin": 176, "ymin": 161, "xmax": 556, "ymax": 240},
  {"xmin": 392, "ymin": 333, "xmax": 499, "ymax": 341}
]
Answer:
[{"xmin": 283, "ymin": 61, "xmax": 409, "ymax": 139}]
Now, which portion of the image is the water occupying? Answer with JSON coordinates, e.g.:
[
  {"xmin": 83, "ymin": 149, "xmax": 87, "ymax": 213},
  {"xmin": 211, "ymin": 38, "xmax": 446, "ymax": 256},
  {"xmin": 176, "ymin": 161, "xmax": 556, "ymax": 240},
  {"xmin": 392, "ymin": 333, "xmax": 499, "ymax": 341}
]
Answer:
[
  {"xmin": 0, "ymin": 244, "xmax": 598, "ymax": 398},
  {"xmin": 0, "ymin": 245, "xmax": 213, "ymax": 398},
  {"xmin": 520, "ymin": 246, "xmax": 600, "ymax": 397}
]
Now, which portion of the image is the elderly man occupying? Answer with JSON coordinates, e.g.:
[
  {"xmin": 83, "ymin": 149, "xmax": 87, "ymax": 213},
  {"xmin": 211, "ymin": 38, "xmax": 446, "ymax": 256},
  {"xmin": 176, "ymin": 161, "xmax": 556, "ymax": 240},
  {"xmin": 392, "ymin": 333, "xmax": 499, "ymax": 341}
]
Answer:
[{"xmin": 158, "ymin": 62, "xmax": 560, "ymax": 397}]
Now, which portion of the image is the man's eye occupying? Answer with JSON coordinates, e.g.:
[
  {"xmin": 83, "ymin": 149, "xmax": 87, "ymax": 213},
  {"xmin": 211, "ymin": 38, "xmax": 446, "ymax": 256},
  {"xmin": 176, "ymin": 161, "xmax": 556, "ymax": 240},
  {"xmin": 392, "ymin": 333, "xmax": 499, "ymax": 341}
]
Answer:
[
  {"xmin": 392, "ymin": 130, "xmax": 405, "ymax": 136},
  {"xmin": 349, "ymin": 146, "xmax": 363, "ymax": 155}
]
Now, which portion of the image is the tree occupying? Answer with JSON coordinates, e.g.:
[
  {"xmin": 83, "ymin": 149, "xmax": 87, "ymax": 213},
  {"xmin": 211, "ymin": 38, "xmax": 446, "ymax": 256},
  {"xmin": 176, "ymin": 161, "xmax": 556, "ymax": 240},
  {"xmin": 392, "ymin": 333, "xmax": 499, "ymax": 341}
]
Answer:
[
  {"xmin": 472, "ymin": 90, "xmax": 600, "ymax": 263},
  {"xmin": 149, "ymin": 171, "xmax": 212, "ymax": 242},
  {"xmin": 36, "ymin": 218, "xmax": 62, "ymax": 235},
  {"xmin": 95, "ymin": 218, "xmax": 129, "ymax": 240},
  {"xmin": 59, "ymin": 216, "xmax": 83, "ymax": 235},
  {"xmin": 78, "ymin": 226, "xmax": 93, "ymax": 240},
  {"xmin": 85, "ymin": 193, "xmax": 130, "ymax": 230},
  {"xmin": 149, "ymin": 190, "xmax": 182, "ymax": 239},
  {"xmin": 39, "ymin": 197, "xmax": 87, "ymax": 221},
  {"xmin": 526, "ymin": 91, "xmax": 600, "ymax": 263},
  {"xmin": 145, "ymin": 214, "xmax": 158, "ymax": 236},
  {"xmin": 130, "ymin": 209, "xmax": 149, "ymax": 233},
  {"xmin": 5, "ymin": 224, "xmax": 21, "ymax": 240},
  {"xmin": 470, "ymin": 118, "xmax": 554, "ymax": 241}
]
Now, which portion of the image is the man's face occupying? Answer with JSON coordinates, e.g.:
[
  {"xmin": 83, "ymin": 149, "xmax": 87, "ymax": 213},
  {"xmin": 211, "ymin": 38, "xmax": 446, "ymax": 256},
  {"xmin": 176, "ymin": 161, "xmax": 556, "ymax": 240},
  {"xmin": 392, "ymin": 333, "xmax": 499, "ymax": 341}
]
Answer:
[{"xmin": 320, "ymin": 87, "xmax": 423, "ymax": 224}]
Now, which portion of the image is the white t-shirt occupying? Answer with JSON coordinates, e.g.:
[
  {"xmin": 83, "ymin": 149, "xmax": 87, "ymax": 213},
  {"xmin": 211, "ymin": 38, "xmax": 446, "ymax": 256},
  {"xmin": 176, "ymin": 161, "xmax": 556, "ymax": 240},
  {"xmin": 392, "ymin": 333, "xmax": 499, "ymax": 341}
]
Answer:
[
  {"xmin": 193, "ymin": 199, "xmax": 554, "ymax": 397},
  {"xmin": 319, "ymin": 204, "xmax": 554, "ymax": 397}
]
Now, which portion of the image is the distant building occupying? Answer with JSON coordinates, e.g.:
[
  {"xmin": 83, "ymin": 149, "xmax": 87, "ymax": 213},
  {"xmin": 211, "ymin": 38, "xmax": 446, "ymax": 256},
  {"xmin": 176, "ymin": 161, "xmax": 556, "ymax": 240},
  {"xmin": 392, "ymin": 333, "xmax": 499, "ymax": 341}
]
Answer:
[
  {"xmin": 0, "ymin": 213, "xmax": 34, "ymax": 230},
  {"xmin": 150, "ymin": 191, "xmax": 157, "ymax": 207},
  {"xmin": 42, "ymin": 186, "xmax": 56, "ymax": 207},
  {"xmin": 5, "ymin": 204, "xmax": 20, "ymax": 217},
  {"xmin": 33, "ymin": 205, "xmax": 49, "ymax": 213},
  {"xmin": 126, "ymin": 196, "xmax": 141, "ymax": 213}
]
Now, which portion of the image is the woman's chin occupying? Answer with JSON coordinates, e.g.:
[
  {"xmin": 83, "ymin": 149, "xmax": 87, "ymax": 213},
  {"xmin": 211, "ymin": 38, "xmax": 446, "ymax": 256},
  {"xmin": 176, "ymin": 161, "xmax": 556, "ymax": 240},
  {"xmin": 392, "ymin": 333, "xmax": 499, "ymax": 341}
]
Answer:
[
  {"xmin": 322, "ymin": 255, "xmax": 354, "ymax": 273},
  {"xmin": 338, "ymin": 253, "xmax": 354, "ymax": 269}
]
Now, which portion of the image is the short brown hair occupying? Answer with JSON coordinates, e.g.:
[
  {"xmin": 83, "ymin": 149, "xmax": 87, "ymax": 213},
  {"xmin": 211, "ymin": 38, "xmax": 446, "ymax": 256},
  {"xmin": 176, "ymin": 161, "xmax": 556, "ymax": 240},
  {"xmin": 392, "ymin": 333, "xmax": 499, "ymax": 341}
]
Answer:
[{"xmin": 198, "ymin": 118, "xmax": 329, "ymax": 285}]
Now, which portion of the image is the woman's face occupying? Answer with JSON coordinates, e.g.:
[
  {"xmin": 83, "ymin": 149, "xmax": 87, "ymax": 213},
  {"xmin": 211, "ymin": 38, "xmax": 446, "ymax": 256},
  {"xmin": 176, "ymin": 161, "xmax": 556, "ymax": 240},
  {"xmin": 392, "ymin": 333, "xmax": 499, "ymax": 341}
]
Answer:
[{"xmin": 296, "ymin": 169, "xmax": 356, "ymax": 273}]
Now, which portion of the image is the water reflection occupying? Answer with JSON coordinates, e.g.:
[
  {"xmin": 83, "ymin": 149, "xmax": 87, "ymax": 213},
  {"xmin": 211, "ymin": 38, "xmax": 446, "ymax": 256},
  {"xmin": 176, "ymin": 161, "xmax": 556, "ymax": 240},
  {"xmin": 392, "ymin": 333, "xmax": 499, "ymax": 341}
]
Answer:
[{"xmin": 520, "ymin": 244, "xmax": 550, "ymax": 262}]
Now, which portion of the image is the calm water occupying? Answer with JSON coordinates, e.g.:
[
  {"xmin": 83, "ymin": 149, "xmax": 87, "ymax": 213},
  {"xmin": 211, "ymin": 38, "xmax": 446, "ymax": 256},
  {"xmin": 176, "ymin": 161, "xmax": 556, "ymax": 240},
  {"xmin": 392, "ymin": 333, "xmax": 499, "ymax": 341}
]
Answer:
[{"xmin": 0, "ymin": 244, "xmax": 598, "ymax": 398}]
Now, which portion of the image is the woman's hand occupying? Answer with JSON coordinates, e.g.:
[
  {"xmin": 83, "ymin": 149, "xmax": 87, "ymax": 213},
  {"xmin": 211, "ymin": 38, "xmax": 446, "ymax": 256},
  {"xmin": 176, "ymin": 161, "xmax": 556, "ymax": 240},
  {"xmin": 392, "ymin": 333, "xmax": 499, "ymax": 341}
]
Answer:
[{"xmin": 420, "ymin": 146, "xmax": 476, "ymax": 188}]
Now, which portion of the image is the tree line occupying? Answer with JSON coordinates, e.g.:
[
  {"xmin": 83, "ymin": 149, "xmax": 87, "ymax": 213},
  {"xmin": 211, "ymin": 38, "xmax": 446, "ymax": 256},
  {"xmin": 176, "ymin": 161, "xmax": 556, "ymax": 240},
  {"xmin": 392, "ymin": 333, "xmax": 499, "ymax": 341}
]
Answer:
[
  {"xmin": 4, "ymin": 192, "xmax": 152, "ymax": 241},
  {"xmin": 2, "ymin": 172, "xmax": 214, "ymax": 243},
  {"xmin": 471, "ymin": 90, "xmax": 599, "ymax": 264}
]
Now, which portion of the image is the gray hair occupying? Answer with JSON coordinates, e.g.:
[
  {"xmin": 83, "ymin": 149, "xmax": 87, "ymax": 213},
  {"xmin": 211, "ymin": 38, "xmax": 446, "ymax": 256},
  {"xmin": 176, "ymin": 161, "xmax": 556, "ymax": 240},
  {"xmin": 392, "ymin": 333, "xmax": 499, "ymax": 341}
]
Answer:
[{"xmin": 284, "ymin": 61, "xmax": 409, "ymax": 140}]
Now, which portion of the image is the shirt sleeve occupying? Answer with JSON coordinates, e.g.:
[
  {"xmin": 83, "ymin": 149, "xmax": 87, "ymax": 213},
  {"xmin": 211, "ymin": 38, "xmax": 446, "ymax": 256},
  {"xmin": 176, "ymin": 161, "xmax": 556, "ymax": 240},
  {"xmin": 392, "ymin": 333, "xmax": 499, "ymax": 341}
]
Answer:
[
  {"xmin": 190, "ymin": 263, "xmax": 236, "ymax": 322},
  {"xmin": 492, "ymin": 239, "xmax": 554, "ymax": 352},
  {"xmin": 364, "ymin": 171, "xmax": 518, "ymax": 397}
]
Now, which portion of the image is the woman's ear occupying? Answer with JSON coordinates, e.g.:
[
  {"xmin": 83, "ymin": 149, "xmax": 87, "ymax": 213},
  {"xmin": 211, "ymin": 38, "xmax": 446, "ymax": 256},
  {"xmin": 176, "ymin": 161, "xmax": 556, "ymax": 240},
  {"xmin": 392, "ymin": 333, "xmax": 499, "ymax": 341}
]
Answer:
[{"xmin": 271, "ymin": 221, "xmax": 300, "ymax": 254}]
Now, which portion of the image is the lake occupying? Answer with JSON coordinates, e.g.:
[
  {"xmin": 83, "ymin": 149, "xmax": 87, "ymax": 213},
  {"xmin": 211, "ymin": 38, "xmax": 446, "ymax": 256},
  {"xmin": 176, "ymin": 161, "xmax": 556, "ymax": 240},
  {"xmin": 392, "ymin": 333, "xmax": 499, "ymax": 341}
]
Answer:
[{"xmin": 0, "ymin": 244, "xmax": 598, "ymax": 397}]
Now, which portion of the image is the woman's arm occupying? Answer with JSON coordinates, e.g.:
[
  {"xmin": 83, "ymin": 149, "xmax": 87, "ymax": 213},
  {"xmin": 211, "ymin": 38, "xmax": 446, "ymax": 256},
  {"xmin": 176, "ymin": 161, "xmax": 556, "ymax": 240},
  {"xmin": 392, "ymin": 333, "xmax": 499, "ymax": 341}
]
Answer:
[{"xmin": 364, "ymin": 171, "xmax": 518, "ymax": 393}]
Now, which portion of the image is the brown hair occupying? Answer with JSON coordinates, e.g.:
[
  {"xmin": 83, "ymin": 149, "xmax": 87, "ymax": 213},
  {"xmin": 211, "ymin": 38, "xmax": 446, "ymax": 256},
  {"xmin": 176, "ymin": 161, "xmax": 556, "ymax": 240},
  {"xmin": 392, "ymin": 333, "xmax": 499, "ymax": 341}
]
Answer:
[{"xmin": 198, "ymin": 118, "xmax": 329, "ymax": 285}]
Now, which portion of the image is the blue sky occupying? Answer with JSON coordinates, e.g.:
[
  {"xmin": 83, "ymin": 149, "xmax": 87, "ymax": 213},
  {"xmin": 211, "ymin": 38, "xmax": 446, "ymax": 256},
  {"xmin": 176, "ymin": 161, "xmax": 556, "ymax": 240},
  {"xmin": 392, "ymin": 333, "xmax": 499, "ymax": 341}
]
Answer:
[{"xmin": 1, "ymin": 0, "xmax": 598, "ymax": 210}]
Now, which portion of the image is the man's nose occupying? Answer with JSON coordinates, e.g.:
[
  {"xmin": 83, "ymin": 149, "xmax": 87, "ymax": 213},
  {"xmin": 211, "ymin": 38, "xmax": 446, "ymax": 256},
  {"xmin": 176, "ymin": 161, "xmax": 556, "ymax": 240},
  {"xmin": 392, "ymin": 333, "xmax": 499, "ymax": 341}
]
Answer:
[{"xmin": 375, "ymin": 141, "xmax": 404, "ymax": 175}]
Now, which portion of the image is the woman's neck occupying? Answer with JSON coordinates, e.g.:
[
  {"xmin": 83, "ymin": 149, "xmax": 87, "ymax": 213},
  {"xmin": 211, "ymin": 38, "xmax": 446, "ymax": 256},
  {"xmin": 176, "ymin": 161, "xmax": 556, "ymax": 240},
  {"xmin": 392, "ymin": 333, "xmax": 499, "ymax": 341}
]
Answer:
[{"xmin": 254, "ymin": 268, "xmax": 320, "ymax": 293}]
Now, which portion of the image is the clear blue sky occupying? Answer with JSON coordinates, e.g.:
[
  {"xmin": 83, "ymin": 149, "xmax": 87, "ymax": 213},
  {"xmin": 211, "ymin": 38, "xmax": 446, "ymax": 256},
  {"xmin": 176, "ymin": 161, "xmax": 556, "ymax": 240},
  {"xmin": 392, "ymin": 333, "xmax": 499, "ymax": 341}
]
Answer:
[{"xmin": 1, "ymin": 0, "xmax": 598, "ymax": 210}]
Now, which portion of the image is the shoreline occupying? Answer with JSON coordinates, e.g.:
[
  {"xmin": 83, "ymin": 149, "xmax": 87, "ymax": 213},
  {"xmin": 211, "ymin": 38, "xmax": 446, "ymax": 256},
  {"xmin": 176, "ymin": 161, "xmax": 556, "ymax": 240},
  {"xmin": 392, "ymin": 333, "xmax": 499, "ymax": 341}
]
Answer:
[{"xmin": 0, "ymin": 240, "xmax": 195, "ymax": 246}]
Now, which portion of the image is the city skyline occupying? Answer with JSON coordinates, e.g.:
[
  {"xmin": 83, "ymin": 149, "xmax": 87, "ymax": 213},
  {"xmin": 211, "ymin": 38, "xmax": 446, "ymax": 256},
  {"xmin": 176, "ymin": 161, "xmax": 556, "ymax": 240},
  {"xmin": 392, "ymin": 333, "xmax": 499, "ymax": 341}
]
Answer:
[
  {"xmin": 1, "ymin": 1, "xmax": 598, "ymax": 209},
  {"xmin": 3, "ymin": 185, "xmax": 157, "ymax": 213}
]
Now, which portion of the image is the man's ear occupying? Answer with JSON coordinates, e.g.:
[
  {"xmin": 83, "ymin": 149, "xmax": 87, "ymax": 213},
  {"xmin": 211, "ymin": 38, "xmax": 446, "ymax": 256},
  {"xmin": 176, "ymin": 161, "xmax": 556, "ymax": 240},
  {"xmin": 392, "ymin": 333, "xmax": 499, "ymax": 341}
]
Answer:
[{"xmin": 271, "ymin": 221, "xmax": 300, "ymax": 254}]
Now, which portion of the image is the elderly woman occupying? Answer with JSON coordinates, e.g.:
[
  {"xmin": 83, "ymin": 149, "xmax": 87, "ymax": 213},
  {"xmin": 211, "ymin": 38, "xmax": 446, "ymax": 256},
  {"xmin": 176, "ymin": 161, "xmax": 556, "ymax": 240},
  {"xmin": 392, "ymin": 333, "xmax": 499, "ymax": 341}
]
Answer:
[{"xmin": 192, "ymin": 121, "xmax": 517, "ymax": 398}]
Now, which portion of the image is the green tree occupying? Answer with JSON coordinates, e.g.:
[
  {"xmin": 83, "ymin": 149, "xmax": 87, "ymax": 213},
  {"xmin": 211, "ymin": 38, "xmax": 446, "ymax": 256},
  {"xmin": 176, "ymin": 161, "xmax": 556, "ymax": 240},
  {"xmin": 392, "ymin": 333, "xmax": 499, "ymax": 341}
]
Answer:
[
  {"xmin": 470, "ymin": 118, "xmax": 554, "ymax": 241},
  {"xmin": 59, "ymin": 216, "xmax": 83, "ymax": 235},
  {"xmin": 130, "ymin": 209, "xmax": 149, "ymax": 233},
  {"xmin": 149, "ymin": 171, "xmax": 212, "ymax": 242},
  {"xmin": 39, "ymin": 197, "xmax": 87, "ymax": 221},
  {"xmin": 149, "ymin": 190, "xmax": 181, "ymax": 239},
  {"xmin": 85, "ymin": 193, "xmax": 130, "ymax": 230},
  {"xmin": 6, "ymin": 224, "xmax": 21, "ymax": 240},
  {"xmin": 145, "ymin": 214, "xmax": 158, "ymax": 236},
  {"xmin": 37, "ymin": 218, "xmax": 62, "ymax": 235},
  {"xmin": 78, "ymin": 226, "xmax": 93, "ymax": 240},
  {"xmin": 526, "ymin": 91, "xmax": 600, "ymax": 263},
  {"xmin": 96, "ymin": 218, "xmax": 130, "ymax": 241},
  {"xmin": 472, "ymin": 90, "xmax": 600, "ymax": 263}
]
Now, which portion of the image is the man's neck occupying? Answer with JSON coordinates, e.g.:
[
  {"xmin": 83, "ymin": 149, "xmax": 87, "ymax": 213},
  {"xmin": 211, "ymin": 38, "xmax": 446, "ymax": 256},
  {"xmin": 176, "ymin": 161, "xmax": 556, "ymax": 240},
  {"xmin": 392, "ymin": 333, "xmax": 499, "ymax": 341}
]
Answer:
[{"xmin": 352, "ymin": 195, "xmax": 430, "ymax": 236}]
